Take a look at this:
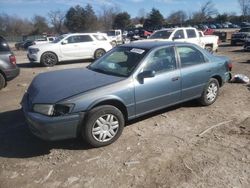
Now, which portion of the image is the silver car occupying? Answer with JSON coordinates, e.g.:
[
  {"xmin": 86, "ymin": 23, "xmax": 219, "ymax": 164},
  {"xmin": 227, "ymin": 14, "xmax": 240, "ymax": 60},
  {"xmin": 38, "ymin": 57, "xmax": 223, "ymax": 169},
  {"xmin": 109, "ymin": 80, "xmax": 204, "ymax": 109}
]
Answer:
[{"xmin": 22, "ymin": 41, "xmax": 232, "ymax": 147}]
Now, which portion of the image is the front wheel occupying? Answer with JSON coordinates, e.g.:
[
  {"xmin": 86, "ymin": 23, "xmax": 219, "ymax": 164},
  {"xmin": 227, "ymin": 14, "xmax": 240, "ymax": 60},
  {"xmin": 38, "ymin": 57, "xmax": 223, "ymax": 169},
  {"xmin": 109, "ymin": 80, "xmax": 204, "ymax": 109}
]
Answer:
[
  {"xmin": 199, "ymin": 78, "xmax": 219, "ymax": 106},
  {"xmin": 41, "ymin": 52, "xmax": 58, "ymax": 67},
  {"xmin": 82, "ymin": 105, "xmax": 125, "ymax": 147}
]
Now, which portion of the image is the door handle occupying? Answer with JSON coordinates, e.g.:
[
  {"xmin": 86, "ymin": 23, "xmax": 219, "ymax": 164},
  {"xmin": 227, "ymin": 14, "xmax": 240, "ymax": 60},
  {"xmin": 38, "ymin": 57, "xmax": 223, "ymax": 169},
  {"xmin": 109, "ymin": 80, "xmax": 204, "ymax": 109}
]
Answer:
[
  {"xmin": 206, "ymin": 69, "xmax": 212, "ymax": 72},
  {"xmin": 171, "ymin": 77, "xmax": 179, "ymax": 81}
]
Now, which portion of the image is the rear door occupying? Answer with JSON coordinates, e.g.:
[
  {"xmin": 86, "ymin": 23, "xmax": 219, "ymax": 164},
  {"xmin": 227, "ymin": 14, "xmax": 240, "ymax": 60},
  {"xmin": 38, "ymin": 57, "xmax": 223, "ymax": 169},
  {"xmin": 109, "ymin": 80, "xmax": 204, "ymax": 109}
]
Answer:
[
  {"xmin": 185, "ymin": 29, "xmax": 200, "ymax": 46},
  {"xmin": 176, "ymin": 45, "xmax": 212, "ymax": 101}
]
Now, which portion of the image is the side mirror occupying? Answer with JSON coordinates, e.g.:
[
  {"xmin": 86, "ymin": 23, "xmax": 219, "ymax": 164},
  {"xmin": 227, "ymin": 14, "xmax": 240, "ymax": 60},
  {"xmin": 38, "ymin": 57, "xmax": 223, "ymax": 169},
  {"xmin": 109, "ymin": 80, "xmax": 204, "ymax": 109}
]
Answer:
[
  {"xmin": 61, "ymin": 40, "xmax": 68, "ymax": 45},
  {"xmin": 138, "ymin": 70, "xmax": 155, "ymax": 83}
]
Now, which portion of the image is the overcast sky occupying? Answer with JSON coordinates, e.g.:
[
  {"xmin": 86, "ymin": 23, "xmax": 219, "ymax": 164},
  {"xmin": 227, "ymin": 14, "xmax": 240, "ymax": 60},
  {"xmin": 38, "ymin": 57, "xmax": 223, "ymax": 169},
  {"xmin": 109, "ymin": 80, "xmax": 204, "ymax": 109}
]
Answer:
[{"xmin": 0, "ymin": 0, "xmax": 241, "ymax": 19}]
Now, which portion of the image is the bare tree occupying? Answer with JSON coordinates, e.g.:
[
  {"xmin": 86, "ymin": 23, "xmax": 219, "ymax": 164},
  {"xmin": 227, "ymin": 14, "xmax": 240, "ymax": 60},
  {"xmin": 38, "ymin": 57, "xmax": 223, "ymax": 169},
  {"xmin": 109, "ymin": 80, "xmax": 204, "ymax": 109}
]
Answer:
[
  {"xmin": 48, "ymin": 10, "xmax": 65, "ymax": 34},
  {"xmin": 238, "ymin": 0, "xmax": 250, "ymax": 16},
  {"xmin": 191, "ymin": 0, "xmax": 218, "ymax": 23},
  {"xmin": 167, "ymin": 10, "xmax": 187, "ymax": 26},
  {"xmin": 98, "ymin": 6, "xmax": 120, "ymax": 31}
]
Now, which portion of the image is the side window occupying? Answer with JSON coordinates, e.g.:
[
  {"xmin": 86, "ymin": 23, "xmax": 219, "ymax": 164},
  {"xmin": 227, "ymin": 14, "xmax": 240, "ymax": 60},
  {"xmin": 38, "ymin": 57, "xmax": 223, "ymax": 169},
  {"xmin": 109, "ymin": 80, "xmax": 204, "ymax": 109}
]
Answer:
[
  {"xmin": 78, "ymin": 35, "xmax": 93, "ymax": 42},
  {"xmin": 0, "ymin": 38, "xmax": 10, "ymax": 52},
  {"xmin": 174, "ymin": 30, "xmax": 185, "ymax": 39},
  {"xmin": 186, "ymin": 29, "xmax": 197, "ymax": 38},
  {"xmin": 144, "ymin": 47, "xmax": 177, "ymax": 74},
  {"xmin": 67, "ymin": 35, "xmax": 93, "ymax": 43},
  {"xmin": 177, "ymin": 46, "xmax": 206, "ymax": 67},
  {"xmin": 93, "ymin": 35, "xmax": 107, "ymax": 41}
]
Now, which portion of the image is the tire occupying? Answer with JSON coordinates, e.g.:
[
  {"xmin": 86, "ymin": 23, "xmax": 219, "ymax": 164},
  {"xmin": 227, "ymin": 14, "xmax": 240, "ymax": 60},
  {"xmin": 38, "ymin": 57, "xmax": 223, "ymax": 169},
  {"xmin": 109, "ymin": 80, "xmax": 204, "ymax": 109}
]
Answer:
[
  {"xmin": 230, "ymin": 41, "xmax": 236, "ymax": 46},
  {"xmin": 0, "ymin": 73, "xmax": 6, "ymax": 90},
  {"xmin": 94, "ymin": 49, "xmax": 106, "ymax": 60},
  {"xmin": 82, "ymin": 105, "xmax": 125, "ymax": 147},
  {"xmin": 41, "ymin": 52, "xmax": 58, "ymax": 67},
  {"xmin": 205, "ymin": 46, "xmax": 213, "ymax": 53},
  {"xmin": 111, "ymin": 41, "xmax": 117, "ymax": 47},
  {"xmin": 199, "ymin": 78, "xmax": 219, "ymax": 106}
]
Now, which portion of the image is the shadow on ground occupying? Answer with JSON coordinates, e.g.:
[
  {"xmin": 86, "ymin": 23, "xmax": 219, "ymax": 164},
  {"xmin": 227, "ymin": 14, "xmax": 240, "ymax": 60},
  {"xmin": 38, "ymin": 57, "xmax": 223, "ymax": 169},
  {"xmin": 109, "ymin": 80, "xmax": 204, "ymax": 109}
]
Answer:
[
  {"xmin": 0, "ymin": 100, "xmax": 202, "ymax": 159},
  {"xmin": 18, "ymin": 59, "xmax": 93, "ymax": 68},
  {"xmin": 0, "ymin": 109, "xmax": 90, "ymax": 159}
]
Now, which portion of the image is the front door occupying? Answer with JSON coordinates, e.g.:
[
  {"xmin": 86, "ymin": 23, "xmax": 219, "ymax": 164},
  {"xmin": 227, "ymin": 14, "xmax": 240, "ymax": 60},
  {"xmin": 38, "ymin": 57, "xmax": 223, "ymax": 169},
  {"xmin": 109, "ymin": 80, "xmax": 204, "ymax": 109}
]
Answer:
[{"xmin": 134, "ymin": 46, "xmax": 181, "ymax": 116}]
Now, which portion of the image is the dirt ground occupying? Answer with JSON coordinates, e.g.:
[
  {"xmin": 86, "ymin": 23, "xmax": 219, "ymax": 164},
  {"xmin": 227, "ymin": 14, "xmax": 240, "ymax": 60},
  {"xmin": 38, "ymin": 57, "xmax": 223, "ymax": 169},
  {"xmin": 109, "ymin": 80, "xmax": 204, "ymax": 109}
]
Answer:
[{"xmin": 0, "ymin": 44, "xmax": 249, "ymax": 188}]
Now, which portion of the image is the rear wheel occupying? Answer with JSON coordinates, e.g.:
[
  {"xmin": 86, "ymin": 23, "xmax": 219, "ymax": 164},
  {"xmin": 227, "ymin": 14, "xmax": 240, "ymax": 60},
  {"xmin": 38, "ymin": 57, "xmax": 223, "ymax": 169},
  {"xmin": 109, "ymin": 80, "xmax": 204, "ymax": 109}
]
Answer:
[
  {"xmin": 82, "ymin": 105, "xmax": 124, "ymax": 147},
  {"xmin": 94, "ymin": 49, "xmax": 106, "ymax": 59},
  {"xmin": 41, "ymin": 52, "xmax": 58, "ymax": 67},
  {"xmin": 0, "ymin": 73, "xmax": 6, "ymax": 90},
  {"xmin": 199, "ymin": 78, "xmax": 219, "ymax": 106}
]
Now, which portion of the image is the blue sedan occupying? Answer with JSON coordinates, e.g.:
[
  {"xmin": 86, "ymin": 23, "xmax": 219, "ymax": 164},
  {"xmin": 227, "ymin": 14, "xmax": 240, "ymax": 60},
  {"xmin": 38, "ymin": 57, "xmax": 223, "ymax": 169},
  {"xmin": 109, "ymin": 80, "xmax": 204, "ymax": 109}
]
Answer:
[{"xmin": 21, "ymin": 41, "xmax": 232, "ymax": 147}]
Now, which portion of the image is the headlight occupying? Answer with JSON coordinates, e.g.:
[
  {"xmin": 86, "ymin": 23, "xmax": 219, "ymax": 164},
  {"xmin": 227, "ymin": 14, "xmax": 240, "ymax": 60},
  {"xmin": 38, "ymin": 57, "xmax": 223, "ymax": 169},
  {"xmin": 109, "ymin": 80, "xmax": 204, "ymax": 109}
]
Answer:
[
  {"xmin": 33, "ymin": 104, "xmax": 74, "ymax": 116},
  {"xmin": 30, "ymin": 48, "xmax": 40, "ymax": 54}
]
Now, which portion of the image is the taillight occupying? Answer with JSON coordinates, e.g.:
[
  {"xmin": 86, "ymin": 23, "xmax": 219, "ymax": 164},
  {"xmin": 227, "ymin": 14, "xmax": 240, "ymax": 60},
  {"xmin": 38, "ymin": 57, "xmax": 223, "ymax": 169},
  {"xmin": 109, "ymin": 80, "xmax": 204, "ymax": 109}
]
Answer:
[
  {"xmin": 9, "ymin": 55, "xmax": 16, "ymax": 65},
  {"xmin": 227, "ymin": 61, "xmax": 232, "ymax": 71}
]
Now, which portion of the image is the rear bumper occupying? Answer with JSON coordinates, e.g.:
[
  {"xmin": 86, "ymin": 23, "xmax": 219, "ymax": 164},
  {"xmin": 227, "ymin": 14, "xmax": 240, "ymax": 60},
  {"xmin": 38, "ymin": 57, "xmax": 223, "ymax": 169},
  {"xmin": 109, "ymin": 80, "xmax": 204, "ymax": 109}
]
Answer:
[{"xmin": 4, "ymin": 67, "xmax": 20, "ymax": 81}]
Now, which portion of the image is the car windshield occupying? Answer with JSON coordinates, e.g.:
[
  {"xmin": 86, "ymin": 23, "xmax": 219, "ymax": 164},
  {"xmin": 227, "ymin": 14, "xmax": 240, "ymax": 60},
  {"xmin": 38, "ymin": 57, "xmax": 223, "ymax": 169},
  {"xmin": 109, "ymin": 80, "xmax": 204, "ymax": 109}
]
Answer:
[
  {"xmin": 107, "ymin": 31, "xmax": 116, "ymax": 36},
  {"xmin": 88, "ymin": 46, "xmax": 148, "ymax": 77},
  {"xmin": 149, "ymin": 30, "xmax": 173, "ymax": 39},
  {"xmin": 52, "ymin": 35, "xmax": 67, "ymax": 43}
]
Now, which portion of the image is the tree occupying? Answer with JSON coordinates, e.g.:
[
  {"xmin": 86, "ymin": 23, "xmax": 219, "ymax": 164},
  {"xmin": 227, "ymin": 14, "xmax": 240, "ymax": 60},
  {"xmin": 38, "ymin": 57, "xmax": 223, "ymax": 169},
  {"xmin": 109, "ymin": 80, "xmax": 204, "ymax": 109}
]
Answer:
[
  {"xmin": 48, "ymin": 10, "xmax": 65, "ymax": 34},
  {"xmin": 64, "ymin": 4, "xmax": 99, "ymax": 32},
  {"xmin": 238, "ymin": 0, "xmax": 250, "ymax": 19},
  {"xmin": 32, "ymin": 15, "xmax": 49, "ymax": 35},
  {"xmin": 167, "ymin": 10, "xmax": 187, "ymax": 26},
  {"xmin": 64, "ymin": 5, "xmax": 85, "ymax": 32},
  {"xmin": 98, "ymin": 6, "xmax": 120, "ymax": 31},
  {"xmin": 191, "ymin": 0, "xmax": 218, "ymax": 23},
  {"xmin": 84, "ymin": 4, "xmax": 98, "ymax": 32},
  {"xmin": 144, "ymin": 8, "xmax": 165, "ymax": 30},
  {"xmin": 112, "ymin": 12, "xmax": 131, "ymax": 30}
]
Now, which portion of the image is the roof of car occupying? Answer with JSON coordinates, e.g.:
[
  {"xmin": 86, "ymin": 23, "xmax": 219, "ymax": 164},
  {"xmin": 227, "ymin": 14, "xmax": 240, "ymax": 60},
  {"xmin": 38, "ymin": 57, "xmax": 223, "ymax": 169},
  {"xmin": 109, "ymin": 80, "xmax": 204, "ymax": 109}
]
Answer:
[{"xmin": 122, "ymin": 41, "xmax": 187, "ymax": 50}]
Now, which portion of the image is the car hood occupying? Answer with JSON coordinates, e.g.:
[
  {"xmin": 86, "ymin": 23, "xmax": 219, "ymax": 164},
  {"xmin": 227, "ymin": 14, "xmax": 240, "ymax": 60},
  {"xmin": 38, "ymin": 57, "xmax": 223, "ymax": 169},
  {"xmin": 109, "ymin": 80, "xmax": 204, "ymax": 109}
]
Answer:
[{"xmin": 27, "ymin": 68, "xmax": 125, "ymax": 104}]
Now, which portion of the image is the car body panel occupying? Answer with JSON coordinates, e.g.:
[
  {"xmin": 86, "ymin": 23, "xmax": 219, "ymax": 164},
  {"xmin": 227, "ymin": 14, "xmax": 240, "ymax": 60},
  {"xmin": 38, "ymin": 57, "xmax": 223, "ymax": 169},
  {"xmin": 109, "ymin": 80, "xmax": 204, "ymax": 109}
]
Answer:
[{"xmin": 22, "ymin": 41, "xmax": 231, "ymax": 141}]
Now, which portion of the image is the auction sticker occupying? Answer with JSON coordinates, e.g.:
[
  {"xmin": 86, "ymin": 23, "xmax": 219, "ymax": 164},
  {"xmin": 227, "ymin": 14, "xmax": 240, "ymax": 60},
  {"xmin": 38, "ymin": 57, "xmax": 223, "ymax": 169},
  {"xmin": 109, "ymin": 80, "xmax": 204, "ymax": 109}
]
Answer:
[{"xmin": 130, "ymin": 48, "xmax": 145, "ymax": 54}]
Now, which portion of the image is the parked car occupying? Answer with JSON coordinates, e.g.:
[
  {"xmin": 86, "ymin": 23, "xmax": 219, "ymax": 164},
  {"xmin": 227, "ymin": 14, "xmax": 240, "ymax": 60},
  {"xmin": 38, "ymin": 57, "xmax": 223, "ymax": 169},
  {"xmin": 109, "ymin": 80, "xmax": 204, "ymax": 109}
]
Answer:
[
  {"xmin": 15, "ymin": 40, "xmax": 34, "ymax": 50},
  {"xmin": 21, "ymin": 41, "xmax": 232, "ymax": 147},
  {"xmin": 231, "ymin": 27, "xmax": 250, "ymax": 45},
  {"xmin": 143, "ymin": 27, "xmax": 219, "ymax": 53},
  {"xmin": 27, "ymin": 33, "xmax": 113, "ymax": 67},
  {"xmin": 0, "ymin": 36, "xmax": 20, "ymax": 90},
  {"xmin": 33, "ymin": 36, "xmax": 56, "ymax": 45},
  {"xmin": 244, "ymin": 36, "xmax": 250, "ymax": 51}
]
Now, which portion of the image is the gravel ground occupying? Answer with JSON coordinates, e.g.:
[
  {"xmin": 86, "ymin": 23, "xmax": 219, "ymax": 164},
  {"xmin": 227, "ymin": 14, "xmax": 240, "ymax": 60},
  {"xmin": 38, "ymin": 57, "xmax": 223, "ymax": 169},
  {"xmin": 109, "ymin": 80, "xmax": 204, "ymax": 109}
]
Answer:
[{"xmin": 0, "ymin": 44, "xmax": 249, "ymax": 188}]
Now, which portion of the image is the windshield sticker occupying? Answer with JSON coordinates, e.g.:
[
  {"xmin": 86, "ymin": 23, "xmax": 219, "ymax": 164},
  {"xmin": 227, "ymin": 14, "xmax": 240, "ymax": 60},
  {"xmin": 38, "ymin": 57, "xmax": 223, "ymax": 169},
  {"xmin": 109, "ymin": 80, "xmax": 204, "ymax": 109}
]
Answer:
[{"xmin": 130, "ymin": 48, "xmax": 145, "ymax": 54}]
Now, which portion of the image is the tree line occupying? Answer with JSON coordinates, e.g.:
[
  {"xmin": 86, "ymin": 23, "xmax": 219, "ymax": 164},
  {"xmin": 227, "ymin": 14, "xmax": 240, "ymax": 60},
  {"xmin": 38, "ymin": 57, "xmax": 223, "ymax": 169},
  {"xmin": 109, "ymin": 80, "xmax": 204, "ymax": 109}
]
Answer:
[{"xmin": 0, "ymin": 0, "xmax": 250, "ymax": 37}]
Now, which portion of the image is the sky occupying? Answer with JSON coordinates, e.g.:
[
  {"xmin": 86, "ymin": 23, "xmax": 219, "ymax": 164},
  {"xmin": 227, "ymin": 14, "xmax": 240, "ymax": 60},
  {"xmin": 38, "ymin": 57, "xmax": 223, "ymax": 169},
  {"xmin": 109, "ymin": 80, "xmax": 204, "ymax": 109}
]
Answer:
[{"xmin": 0, "ymin": 0, "xmax": 241, "ymax": 20}]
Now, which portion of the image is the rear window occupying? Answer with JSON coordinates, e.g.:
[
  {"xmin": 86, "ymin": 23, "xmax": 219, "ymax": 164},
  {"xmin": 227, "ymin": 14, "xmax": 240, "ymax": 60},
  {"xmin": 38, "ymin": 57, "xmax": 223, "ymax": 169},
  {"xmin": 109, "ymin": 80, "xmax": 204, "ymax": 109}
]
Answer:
[
  {"xmin": 149, "ymin": 30, "xmax": 172, "ymax": 39},
  {"xmin": 0, "ymin": 38, "xmax": 10, "ymax": 52}
]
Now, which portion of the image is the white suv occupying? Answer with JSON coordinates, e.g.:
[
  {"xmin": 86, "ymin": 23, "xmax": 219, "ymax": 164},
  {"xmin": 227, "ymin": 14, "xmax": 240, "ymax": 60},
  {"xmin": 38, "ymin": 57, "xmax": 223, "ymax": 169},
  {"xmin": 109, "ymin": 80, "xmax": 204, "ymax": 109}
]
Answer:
[{"xmin": 27, "ymin": 33, "xmax": 113, "ymax": 66}]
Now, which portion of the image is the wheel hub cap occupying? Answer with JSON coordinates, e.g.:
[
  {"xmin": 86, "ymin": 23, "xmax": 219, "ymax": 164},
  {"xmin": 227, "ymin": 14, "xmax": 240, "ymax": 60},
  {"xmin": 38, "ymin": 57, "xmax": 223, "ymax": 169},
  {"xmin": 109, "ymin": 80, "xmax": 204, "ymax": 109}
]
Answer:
[
  {"xmin": 92, "ymin": 114, "xmax": 119, "ymax": 142},
  {"xmin": 206, "ymin": 83, "xmax": 218, "ymax": 102}
]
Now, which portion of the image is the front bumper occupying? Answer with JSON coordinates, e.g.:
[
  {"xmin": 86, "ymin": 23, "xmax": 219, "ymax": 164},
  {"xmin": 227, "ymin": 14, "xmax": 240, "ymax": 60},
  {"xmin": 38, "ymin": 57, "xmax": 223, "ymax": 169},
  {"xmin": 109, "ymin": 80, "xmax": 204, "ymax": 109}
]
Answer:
[
  {"xmin": 5, "ymin": 67, "xmax": 20, "ymax": 81},
  {"xmin": 21, "ymin": 94, "xmax": 83, "ymax": 141},
  {"xmin": 27, "ymin": 53, "xmax": 39, "ymax": 63}
]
